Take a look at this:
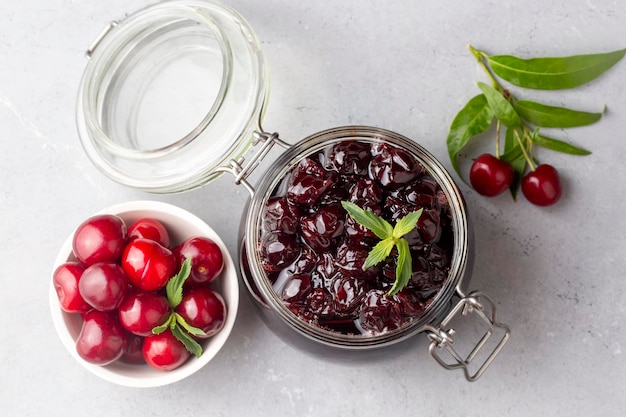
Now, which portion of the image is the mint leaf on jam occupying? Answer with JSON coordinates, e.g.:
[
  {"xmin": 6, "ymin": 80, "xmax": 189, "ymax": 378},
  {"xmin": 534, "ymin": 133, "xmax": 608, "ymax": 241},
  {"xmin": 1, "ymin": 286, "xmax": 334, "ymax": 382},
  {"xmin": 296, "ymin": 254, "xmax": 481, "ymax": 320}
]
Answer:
[
  {"xmin": 152, "ymin": 257, "xmax": 206, "ymax": 357},
  {"xmin": 341, "ymin": 201, "xmax": 393, "ymax": 239},
  {"xmin": 388, "ymin": 238, "xmax": 412, "ymax": 296},
  {"xmin": 393, "ymin": 208, "xmax": 424, "ymax": 239},
  {"xmin": 363, "ymin": 237, "xmax": 395, "ymax": 270},
  {"xmin": 341, "ymin": 201, "xmax": 422, "ymax": 297}
]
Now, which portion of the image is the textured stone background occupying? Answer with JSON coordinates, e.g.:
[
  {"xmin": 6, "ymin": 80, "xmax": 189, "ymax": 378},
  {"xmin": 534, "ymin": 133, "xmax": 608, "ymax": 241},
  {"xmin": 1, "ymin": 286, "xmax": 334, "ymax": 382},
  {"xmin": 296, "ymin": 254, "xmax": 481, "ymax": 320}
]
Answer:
[{"xmin": 1, "ymin": 1, "xmax": 624, "ymax": 416}]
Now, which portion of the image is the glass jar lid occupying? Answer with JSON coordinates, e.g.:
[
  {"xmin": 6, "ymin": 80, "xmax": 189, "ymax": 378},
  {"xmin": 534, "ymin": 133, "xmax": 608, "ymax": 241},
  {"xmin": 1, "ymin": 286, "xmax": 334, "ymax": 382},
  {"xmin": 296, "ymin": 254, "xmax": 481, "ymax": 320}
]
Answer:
[{"xmin": 76, "ymin": 0, "xmax": 268, "ymax": 193}]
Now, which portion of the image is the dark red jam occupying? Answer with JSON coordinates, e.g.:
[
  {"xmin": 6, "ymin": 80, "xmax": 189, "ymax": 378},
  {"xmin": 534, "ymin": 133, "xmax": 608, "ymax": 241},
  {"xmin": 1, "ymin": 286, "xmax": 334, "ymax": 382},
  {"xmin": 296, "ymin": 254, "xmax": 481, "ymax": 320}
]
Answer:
[{"xmin": 257, "ymin": 141, "xmax": 453, "ymax": 335}]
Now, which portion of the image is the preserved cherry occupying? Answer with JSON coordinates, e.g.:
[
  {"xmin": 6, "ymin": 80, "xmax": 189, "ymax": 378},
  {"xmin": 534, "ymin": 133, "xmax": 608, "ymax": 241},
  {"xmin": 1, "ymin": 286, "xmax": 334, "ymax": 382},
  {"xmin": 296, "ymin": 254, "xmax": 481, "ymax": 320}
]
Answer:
[
  {"xmin": 322, "ymin": 141, "xmax": 371, "ymax": 175},
  {"xmin": 262, "ymin": 197, "xmax": 301, "ymax": 235},
  {"xmin": 257, "ymin": 140, "xmax": 454, "ymax": 335},
  {"xmin": 287, "ymin": 158, "xmax": 335, "ymax": 206},
  {"xmin": 359, "ymin": 290, "xmax": 404, "ymax": 334},
  {"xmin": 300, "ymin": 204, "xmax": 345, "ymax": 253}
]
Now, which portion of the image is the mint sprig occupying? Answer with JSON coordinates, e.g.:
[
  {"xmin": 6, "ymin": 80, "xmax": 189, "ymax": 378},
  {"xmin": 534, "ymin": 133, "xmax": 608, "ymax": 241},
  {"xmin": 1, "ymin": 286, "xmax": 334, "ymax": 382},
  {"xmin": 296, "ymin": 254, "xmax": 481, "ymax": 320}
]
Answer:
[
  {"xmin": 151, "ymin": 257, "xmax": 206, "ymax": 358},
  {"xmin": 341, "ymin": 201, "xmax": 423, "ymax": 297},
  {"xmin": 166, "ymin": 257, "xmax": 192, "ymax": 308}
]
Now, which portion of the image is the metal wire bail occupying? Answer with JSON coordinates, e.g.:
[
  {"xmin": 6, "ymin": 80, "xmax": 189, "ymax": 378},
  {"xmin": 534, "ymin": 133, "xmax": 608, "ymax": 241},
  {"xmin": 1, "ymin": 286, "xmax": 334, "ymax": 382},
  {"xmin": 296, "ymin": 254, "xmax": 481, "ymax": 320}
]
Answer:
[
  {"xmin": 426, "ymin": 291, "xmax": 510, "ymax": 381},
  {"xmin": 213, "ymin": 129, "xmax": 291, "ymax": 196}
]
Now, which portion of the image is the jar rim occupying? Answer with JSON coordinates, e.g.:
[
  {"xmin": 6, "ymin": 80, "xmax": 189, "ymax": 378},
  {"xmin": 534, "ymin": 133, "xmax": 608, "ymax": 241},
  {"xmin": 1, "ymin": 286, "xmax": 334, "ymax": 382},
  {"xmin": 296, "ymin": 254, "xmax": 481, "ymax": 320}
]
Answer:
[
  {"xmin": 76, "ymin": 0, "xmax": 269, "ymax": 193},
  {"xmin": 82, "ymin": 4, "xmax": 232, "ymax": 158},
  {"xmin": 244, "ymin": 126, "xmax": 472, "ymax": 348}
]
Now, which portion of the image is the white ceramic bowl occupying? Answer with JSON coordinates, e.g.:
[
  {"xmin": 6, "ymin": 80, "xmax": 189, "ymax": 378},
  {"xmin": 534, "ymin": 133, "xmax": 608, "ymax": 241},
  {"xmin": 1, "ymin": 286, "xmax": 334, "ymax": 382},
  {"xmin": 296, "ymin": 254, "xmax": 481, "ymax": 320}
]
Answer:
[{"xmin": 49, "ymin": 200, "xmax": 239, "ymax": 387}]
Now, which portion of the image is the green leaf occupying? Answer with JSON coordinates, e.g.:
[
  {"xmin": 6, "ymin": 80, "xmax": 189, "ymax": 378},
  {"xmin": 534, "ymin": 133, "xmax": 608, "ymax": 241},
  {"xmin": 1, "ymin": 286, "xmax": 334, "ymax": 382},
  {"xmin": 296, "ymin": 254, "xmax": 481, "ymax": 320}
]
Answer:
[
  {"xmin": 393, "ymin": 208, "xmax": 423, "ymax": 239},
  {"xmin": 531, "ymin": 134, "xmax": 591, "ymax": 155},
  {"xmin": 514, "ymin": 100, "xmax": 602, "ymax": 128},
  {"xmin": 174, "ymin": 313, "xmax": 207, "ymax": 337},
  {"xmin": 342, "ymin": 200, "xmax": 420, "ymax": 296},
  {"xmin": 341, "ymin": 201, "xmax": 393, "ymax": 239},
  {"xmin": 486, "ymin": 48, "xmax": 626, "ymax": 90},
  {"xmin": 362, "ymin": 237, "xmax": 395, "ymax": 270},
  {"xmin": 499, "ymin": 140, "xmax": 523, "ymax": 164},
  {"xmin": 477, "ymin": 82, "xmax": 522, "ymax": 127},
  {"xmin": 446, "ymin": 94, "xmax": 494, "ymax": 175},
  {"xmin": 503, "ymin": 126, "xmax": 521, "ymax": 154},
  {"xmin": 171, "ymin": 325, "xmax": 203, "ymax": 358},
  {"xmin": 509, "ymin": 158, "xmax": 527, "ymax": 201},
  {"xmin": 151, "ymin": 314, "xmax": 174, "ymax": 335},
  {"xmin": 166, "ymin": 257, "xmax": 192, "ymax": 308},
  {"xmin": 387, "ymin": 238, "xmax": 412, "ymax": 297}
]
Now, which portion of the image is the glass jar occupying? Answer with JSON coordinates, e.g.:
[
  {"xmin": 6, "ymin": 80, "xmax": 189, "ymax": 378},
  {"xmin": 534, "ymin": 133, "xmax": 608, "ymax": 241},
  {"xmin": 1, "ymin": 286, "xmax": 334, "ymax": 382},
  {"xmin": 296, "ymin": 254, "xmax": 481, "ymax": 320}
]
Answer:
[
  {"xmin": 76, "ymin": 0, "xmax": 509, "ymax": 380},
  {"xmin": 77, "ymin": 0, "xmax": 268, "ymax": 193},
  {"xmin": 238, "ymin": 127, "xmax": 510, "ymax": 380}
]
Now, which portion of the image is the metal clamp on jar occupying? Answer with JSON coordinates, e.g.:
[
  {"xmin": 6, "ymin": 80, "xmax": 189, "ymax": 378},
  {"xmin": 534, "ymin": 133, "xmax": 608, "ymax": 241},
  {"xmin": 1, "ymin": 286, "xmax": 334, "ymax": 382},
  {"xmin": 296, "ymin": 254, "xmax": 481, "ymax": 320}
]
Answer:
[{"xmin": 76, "ymin": 0, "xmax": 509, "ymax": 381}]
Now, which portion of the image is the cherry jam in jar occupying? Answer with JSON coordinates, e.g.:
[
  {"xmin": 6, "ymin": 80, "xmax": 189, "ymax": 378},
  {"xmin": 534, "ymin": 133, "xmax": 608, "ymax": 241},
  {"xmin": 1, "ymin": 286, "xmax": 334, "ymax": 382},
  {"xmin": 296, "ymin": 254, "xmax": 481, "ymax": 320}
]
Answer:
[
  {"xmin": 240, "ymin": 127, "xmax": 511, "ymax": 379},
  {"xmin": 257, "ymin": 139, "xmax": 453, "ymax": 336}
]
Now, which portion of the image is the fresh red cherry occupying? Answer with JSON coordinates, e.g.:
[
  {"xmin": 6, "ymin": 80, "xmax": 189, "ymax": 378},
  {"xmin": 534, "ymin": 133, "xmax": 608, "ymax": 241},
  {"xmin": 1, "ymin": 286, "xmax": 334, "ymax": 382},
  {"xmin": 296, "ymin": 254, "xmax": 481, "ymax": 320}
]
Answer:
[
  {"xmin": 174, "ymin": 237, "xmax": 224, "ymax": 287},
  {"xmin": 78, "ymin": 263, "xmax": 128, "ymax": 312},
  {"xmin": 175, "ymin": 288, "xmax": 227, "ymax": 338},
  {"xmin": 76, "ymin": 310, "xmax": 127, "ymax": 365},
  {"xmin": 142, "ymin": 329, "xmax": 191, "ymax": 371},
  {"xmin": 127, "ymin": 218, "xmax": 170, "ymax": 248},
  {"xmin": 72, "ymin": 214, "xmax": 127, "ymax": 266},
  {"xmin": 53, "ymin": 262, "xmax": 91, "ymax": 313},
  {"xmin": 469, "ymin": 153, "xmax": 515, "ymax": 197},
  {"xmin": 118, "ymin": 291, "xmax": 171, "ymax": 336},
  {"xmin": 121, "ymin": 238, "xmax": 176, "ymax": 292},
  {"xmin": 521, "ymin": 164, "xmax": 562, "ymax": 206}
]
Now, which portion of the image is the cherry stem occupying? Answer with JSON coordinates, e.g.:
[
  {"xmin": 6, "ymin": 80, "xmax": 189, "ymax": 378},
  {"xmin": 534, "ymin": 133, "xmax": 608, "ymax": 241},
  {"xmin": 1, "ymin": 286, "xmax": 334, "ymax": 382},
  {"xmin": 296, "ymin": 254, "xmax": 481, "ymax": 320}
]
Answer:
[
  {"xmin": 470, "ymin": 45, "xmax": 540, "ymax": 170},
  {"xmin": 495, "ymin": 120, "xmax": 501, "ymax": 158},
  {"xmin": 513, "ymin": 129, "xmax": 536, "ymax": 171},
  {"xmin": 469, "ymin": 45, "xmax": 502, "ymax": 91}
]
